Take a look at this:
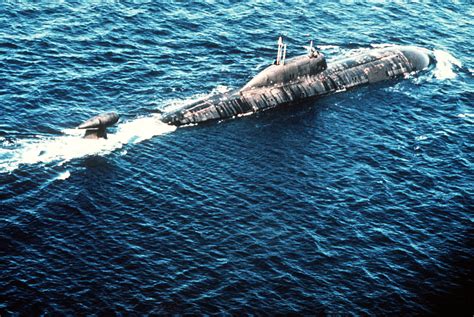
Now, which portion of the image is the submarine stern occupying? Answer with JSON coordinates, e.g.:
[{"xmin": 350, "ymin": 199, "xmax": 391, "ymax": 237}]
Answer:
[{"xmin": 77, "ymin": 112, "xmax": 119, "ymax": 139}]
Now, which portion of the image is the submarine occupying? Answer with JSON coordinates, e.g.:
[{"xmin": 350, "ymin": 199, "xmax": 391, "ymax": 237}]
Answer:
[{"xmin": 161, "ymin": 37, "xmax": 432, "ymax": 126}]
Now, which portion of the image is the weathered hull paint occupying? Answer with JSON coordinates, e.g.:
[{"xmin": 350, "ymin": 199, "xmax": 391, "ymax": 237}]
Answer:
[{"xmin": 161, "ymin": 46, "xmax": 431, "ymax": 126}]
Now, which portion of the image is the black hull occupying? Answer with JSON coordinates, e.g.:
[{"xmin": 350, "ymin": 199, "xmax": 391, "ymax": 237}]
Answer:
[{"xmin": 161, "ymin": 46, "xmax": 431, "ymax": 126}]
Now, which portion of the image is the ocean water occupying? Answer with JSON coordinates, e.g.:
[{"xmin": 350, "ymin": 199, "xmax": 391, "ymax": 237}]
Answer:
[{"xmin": 1, "ymin": 1, "xmax": 473, "ymax": 315}]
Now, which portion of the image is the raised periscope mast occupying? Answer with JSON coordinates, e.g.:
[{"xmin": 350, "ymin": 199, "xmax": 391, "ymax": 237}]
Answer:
[{"xmin": 161, "ymin": 37, "xmax": 431, "ymax": 126}]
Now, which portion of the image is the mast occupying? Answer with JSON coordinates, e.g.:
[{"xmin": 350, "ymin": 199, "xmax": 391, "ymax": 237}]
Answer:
[
  {"xmin": 306, "ymin": 40, "xmax": 318, "ymax": 58},
  {"xmin": 276, "ymin": 36, "xmax": 283, "ymax": 65},
  {"xmin": 276, "ymin": 36, "xmax": 287, "ymax": 66}
]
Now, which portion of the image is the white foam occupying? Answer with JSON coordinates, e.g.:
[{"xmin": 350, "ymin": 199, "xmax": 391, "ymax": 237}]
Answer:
[
  {"xmin": 318, "ymin": 45, "xmax": 340, "ymax": 50},
  {"xmin": 55, "ymin": 170, "xmax": 71, "ymax": 181},
  {"xmin": 113, "ymin": 115, "xmax": 176, "ymax": 144},
  {"xmin": 432, "ymin": 49, "xmax": 462, "ymax": 80},
  {"xmin": 370, "ymin": 43, "xmax": 397, "ymax": 49},
  {"xmin": 458, "ymin": 113, "xmax": 474, "ymax": 118},
  {"xmin": 458, "ymin": 113, "xmax": 474, "ymax": 123},
  {"xmin": 215, "ymin": 85, "xmax": 230, "ymax": 94},
  {"xmin": 0, "ymin": 114, "xmax": 176, "ymax": 173}
]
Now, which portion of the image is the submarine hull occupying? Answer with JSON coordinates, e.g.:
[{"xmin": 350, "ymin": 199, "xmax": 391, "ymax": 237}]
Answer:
[{"xmin": 161, "ymin": 46, "xmax": 431, "ymax": 126}]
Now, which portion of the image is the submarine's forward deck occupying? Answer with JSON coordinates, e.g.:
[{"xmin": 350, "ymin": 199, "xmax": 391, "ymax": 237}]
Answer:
[{"xmin": 161, "ymin": 46, "xmax": 431, "ymax": 126}]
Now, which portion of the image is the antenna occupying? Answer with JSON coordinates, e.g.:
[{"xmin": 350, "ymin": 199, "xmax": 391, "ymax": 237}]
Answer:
[
  {"xmin": 282, "ymin": 43, "xmax": 287, "ymax": 65},
  {"xmin": 305, "ymin": 40, "xmax": 318, "ymax": 58},
  {"xmin": 276, "ymin": 36, "xmax": 283, "ymax": 65}
]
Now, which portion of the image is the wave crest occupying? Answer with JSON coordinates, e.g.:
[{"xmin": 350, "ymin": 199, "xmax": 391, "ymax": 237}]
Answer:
[{"xmin": 432, "ymin": 49, "xmax": 462, "ymax": 80}]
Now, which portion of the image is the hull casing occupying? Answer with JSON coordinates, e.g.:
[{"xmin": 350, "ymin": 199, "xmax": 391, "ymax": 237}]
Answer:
[{"xmin": 162, "ymin": 46, "xmax": 431, "ymax": 126}]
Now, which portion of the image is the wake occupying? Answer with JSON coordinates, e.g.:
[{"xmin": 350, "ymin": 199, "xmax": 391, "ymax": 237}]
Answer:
[
  {"xmin": 0, "ymin": 45, "xmax": 461, "ymax": 173},
  {"xmin": 0, "ymin": 114, "xmax": 176, "ymax": 173},
  {"xmin": 0, "ymin": 86, "xmax": 234, "ymax": 173}
]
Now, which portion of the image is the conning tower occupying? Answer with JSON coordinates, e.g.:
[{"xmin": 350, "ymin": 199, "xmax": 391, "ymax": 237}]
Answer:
[{"xmin": 241, "ymin": 37, "xmax": 327, "ymax": 91}]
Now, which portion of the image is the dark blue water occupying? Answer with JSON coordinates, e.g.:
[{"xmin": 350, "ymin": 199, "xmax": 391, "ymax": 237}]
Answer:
[{"xmin": 1, "ymin": 2, "xmax": 473, "ymax": 315}]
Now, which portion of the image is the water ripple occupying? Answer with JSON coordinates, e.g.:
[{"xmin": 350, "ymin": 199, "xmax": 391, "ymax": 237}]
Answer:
[{"xmin": 1, "ymin": 1, "xmax": 473, "ymax": 315}]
